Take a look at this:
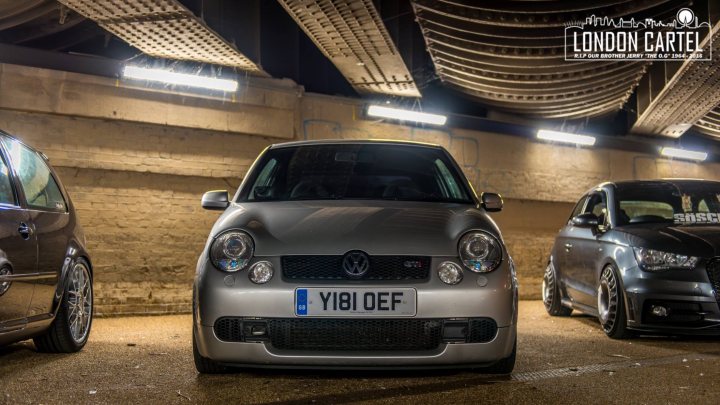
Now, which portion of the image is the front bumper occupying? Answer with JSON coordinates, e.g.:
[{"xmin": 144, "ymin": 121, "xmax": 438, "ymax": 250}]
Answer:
[
  {"xmin": 194, "ymin": 323, "xmax": 516, "ymax": 368},
  {"xmin": 623, "ymin": 264, "xmax": 720, "ymax": 335},
  {"xmin": 194, "ymin": 256, "xmax": 518, "ymax": 367}
]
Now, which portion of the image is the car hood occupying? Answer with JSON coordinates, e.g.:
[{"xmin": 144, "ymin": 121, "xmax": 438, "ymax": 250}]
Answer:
[
  {"xmin": 616, "ymin": 223, "xmax": 720, "ymax": 257},
  {"xmin": 210, "ymin": 200, "xmax": 500, "ymax": 256}
]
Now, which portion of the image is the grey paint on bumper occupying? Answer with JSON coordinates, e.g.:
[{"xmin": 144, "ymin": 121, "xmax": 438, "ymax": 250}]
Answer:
[
  {"xmin": 622, "ymin": 264, "xmax": 720, "ymax": 333},
  {"xmin": 194, "ymin": 324, "xmax": 516, "ymax": 368},
  {"xmin": 194, "ymin": 257, "xmax": 518, "ymax": 366}
]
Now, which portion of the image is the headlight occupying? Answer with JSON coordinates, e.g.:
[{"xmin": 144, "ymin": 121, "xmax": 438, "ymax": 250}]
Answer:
[
  {"xmin": 210, "ymin": 231, "xmax": 254, "ymax": 272},
  {"xmin": 248, "ymin": 261, "xmax": 274, "ymax": 284},
  {"xmin": 458, "ymin": 231, "xmax": 503, "ymax": 272},
  {"xmin": 438, "ymin": 261, "xmax": 463, "ymax": 285},
  {"xmin": 633, "ymin": 247, "xmax": 699, "ymax": 271}
]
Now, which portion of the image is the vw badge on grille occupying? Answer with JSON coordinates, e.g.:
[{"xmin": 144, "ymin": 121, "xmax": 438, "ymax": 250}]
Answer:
[{"xmin": 343, "ymin": 251, "xmax": 370, "ymax": 278}]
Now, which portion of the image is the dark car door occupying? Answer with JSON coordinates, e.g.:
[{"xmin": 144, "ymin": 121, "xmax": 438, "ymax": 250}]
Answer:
[
  {"xmin": 555, "ymin": 195, "xmax": 587, "ymax": 287},
  {"xmin": 565, "ymin": 190, "xmax": 608, "ymax": 307},
  {"xmin": 2, "ymin": 138, "xmax": 68, "ymax": 319},
  {"xmin": 0, "ymin": 146, "xmax": 38, "ymax": 328}
]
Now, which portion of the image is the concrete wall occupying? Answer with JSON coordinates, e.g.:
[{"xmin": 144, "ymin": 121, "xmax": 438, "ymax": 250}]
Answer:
[{"xmin": 1, "ymin": 63, "xmax": 719, "ymax": 314}]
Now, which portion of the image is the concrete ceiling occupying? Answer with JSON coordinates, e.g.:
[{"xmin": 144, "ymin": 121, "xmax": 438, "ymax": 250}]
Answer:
[
  {"xmin": 56, "ymin": 0, "xmax": 265, "ymax": 74},
  {"xmin": 278, "ymin": 0, "xmax": 420, "ymax": 97},
  {"xmin": 411, "ymin": 0, "xmax": 698, "ymax": 120},
  {"xmin": 0, "ymin": 0, "xmax": 718, "ymax": 143}
]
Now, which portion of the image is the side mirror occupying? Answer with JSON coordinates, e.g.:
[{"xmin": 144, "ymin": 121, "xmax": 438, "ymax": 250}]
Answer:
[
  {"xmin": 572, "ymin": 212, "xmax": 599, "ymax": 228},
  {"xmin": 481, "ymin": 192, "xmax": 503, "ymax": 212},
  {"xmin": 201, "ymin": 190, "xmax": 229, "ymax": 210}
]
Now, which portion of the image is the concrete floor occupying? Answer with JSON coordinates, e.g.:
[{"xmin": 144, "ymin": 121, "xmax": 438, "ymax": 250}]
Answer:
[{"xmin": 1, "ymin": 301, "xmax": 719, "ymax": 404}]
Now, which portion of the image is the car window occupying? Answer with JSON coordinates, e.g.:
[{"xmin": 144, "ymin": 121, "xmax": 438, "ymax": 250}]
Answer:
[
  {"xmin": 568, "ymin": 195, "xmax": 587, "ymax": 222},
  {"xmin": 249, "ymin": 158, "xmax": 278, "ymax": 200},
  {"xmin": 239, "ymin": 144, "xmax": 473, "ymax": 203},
  {"xmin": 0, "ymin": 152, "xmax": 15, "ymax": 205},
  {"xmin": 585, "ymin": 193, "xmax": 605, "ymax": 215},
  {"xmin": 585, "ymin": 191, "xmax": 608, "ymax": 226},
  {"xmin": 433, "ymin": 159, "xmax": 465, "ymax": 200},
  {"xmin": 2, "ymin": 139, "xmax": 66, "ymax": 212},
  {"xmin": 614, "ymin": 182, "xmax": 720, "ymax": 225},
  {"xmin": 618, "ymin": 201, "xmax": 674, "ymax": 223}
]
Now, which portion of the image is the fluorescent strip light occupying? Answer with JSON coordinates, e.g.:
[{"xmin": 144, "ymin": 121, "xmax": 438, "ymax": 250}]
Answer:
[
  {"xmin": 367, "ymin": 105, "xmax": 447, "ymax": 126},
  {"xmin": 660, "ymin": 147, "xmax": 707, "ymax": 161},
  {"xmin": 537, "ymin": 129, "xmax": 596, "ymax": 146},
  {"xmin": 123, "ymin": 65, "xmax": 238, "ymax": 92}
]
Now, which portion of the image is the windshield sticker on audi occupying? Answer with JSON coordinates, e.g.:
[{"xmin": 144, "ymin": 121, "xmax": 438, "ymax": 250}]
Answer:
[
  {"xmin": 674, "ymin": 213, "xmax": 720, "ymax": 224},
  {"xmin": 565, "ymin": 8, "xmax": 712, "ymax": 61},
  {"xmin": 682, "ymin": 195, "xmax": 693, "ymax": 212}
]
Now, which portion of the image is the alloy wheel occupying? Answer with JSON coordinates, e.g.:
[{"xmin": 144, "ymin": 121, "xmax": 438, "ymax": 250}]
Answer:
[
  {"xmin": 67, "ymin": 262, "xmax": 92, "ymax": 343},
  {"xmin": 542, "ymin": 264, "xmax": 554, "ymax": 311},
  {"xmin": 598, "ymin": 267, "xmax": 619, "ymax": 332}
]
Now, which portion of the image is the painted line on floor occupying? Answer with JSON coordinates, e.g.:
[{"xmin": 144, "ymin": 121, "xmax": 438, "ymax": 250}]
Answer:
[{"xmin": 510, "ymin": 352, "xmax": 720, "ymax": 382}]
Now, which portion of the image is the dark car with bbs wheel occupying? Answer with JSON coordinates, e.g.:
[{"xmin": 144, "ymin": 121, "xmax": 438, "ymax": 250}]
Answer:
[
  {"xmin": 0, "ymin": 130, "xmax": 93, "ymax": 352},
  {"xmin": 193, "ymin": 140, "xmax": 518, "ymax": 372},
  {"xmin": 544, "ymin": 179, "xmax": 720, "ymax": 338}
]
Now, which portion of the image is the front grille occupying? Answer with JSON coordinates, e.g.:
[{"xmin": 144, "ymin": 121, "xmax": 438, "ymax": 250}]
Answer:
[
  {"xmin": 214, "ymin": 318, "xmax": 243, "ymax": 342},
  {"xmin": 281, "ymin": 255, "xmax": 431, "ymax": 281},
  {"xmin": 707, "ymin": 258, "xmax": 720, "ymax": 301},
  {"xmin": 213, "ymin": 317, "xmax": 499, "ymax": 349},
  {"xmin": 267, "ymin": 319, "xmax": 442, "ymax": 351},
  {"xmin": 468, "ymin": 319, "xmax": 498, "ymax": 343}
]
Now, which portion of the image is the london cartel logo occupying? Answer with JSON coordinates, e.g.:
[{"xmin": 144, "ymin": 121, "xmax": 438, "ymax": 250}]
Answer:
[{"xmin": 565, "ymin": 8, "xmax": 712, "ymax": 61}]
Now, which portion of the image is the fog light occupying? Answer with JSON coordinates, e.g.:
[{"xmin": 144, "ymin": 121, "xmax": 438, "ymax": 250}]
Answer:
[
  {"xmin": 438, "ymin": 262, "xmax": 463, "ymax": 285},
  {"xmin": 651, "ymin": 305, "xmax": 668, "ymax": 317},
  {"xmin": 248, "ymin": 261, "xmax": 274, "ymax": 284}
]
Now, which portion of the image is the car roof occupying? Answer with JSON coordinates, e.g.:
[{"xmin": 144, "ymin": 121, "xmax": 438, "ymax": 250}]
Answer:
[
  {"xmin": 582, "ymin": 179, "xmax": 720, "ymax": 196},
  {"xmin": 268, "ymin": 139, "xmax": 444, "ymax": 150},
  {"xmin": 610, "ymin": 179, "xmax": 720, "ymax": 188}
]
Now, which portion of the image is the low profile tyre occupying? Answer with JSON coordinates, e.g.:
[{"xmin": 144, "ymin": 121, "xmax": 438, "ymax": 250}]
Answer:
[
  {"xmin": 34, "ymin": 259, "xmax": 93, "ymax": 353},
  {"xmin": 485, "ymin": 338, "xmax": 516, "ymax": 374},
  {"xmin": 542, "ymin": 262, "xmax": 572, "ymax": 316},
  {"xmin": 193, "ymin": 329, "xmax": 228, "ymax": 374},
  {"xmin": 597, "ymin": 265, "xmax": 632, "ymax": 339}
]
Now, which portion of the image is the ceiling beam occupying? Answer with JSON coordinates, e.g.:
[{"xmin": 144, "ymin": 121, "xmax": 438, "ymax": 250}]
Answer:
[
  {"xmin": 631, "ymin": 21, "xmax": 720, "ymax": 137},
  {"xmin": 57, "ymin": 0, "xmax": 267, "ymax": 75},
  {"xmin": 411, "ymin": 0, "xmax": 687, "ymax": 119},
  {"xmin": 278, "ymin": 0, "xmax": 420, "ymax": 97}
]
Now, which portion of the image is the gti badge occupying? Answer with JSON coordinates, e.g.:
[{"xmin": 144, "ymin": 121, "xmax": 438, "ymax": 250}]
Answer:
[{"xmin": 343, "ymin": 251, "xmax": 370, "ymax": 278}]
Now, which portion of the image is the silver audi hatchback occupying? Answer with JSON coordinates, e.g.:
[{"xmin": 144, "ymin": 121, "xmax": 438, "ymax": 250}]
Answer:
[{"xmin": 192, "ymin": 140, "xmax": 517, "ymax": 372}]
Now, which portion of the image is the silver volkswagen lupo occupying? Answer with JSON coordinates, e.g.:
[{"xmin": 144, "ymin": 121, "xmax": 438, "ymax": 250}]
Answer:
[{"xmin": 193, "ymin": 140, "xmax": 518, "ymax": 372}]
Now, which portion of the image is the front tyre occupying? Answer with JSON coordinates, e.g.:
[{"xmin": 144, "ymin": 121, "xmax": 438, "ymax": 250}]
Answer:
[
  {"xmin": 597, "ymin": 265, "xmax": 632, "ymax": 339},
  {"xmin": 34, "ymin": 259, "xmax": 93, "ymax": 353},
  {"xmin": 542, "ymin": 262, "xmax": 572, "ymax": 316}
]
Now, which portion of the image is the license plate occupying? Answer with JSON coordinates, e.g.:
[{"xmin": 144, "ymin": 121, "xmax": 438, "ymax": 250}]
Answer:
[{"xmin": 295, "ymin": 288, "xmax": 416, "ymax": 317}]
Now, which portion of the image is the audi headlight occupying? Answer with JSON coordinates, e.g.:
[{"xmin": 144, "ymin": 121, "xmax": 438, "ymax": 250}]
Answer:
[
  {"xmin": 210, "ymin": 231, "xmax": 254, "ymax": 272},
  {"xmin": 458, "ymin": 231, "xmax": 503, "ymax": 272},
  {"xmin": 633, "ymin": 247, "xmax": 699, "ymax": 272}
]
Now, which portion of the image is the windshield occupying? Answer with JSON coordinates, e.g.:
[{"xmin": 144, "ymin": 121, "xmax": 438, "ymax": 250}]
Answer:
[
  {"xmin": 238, "ymin": 144, "xmax": 473, "ymax": 203},
  {"xmin": 615, "ymin": 182, "xmax": 720, "ymax": 225}
]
